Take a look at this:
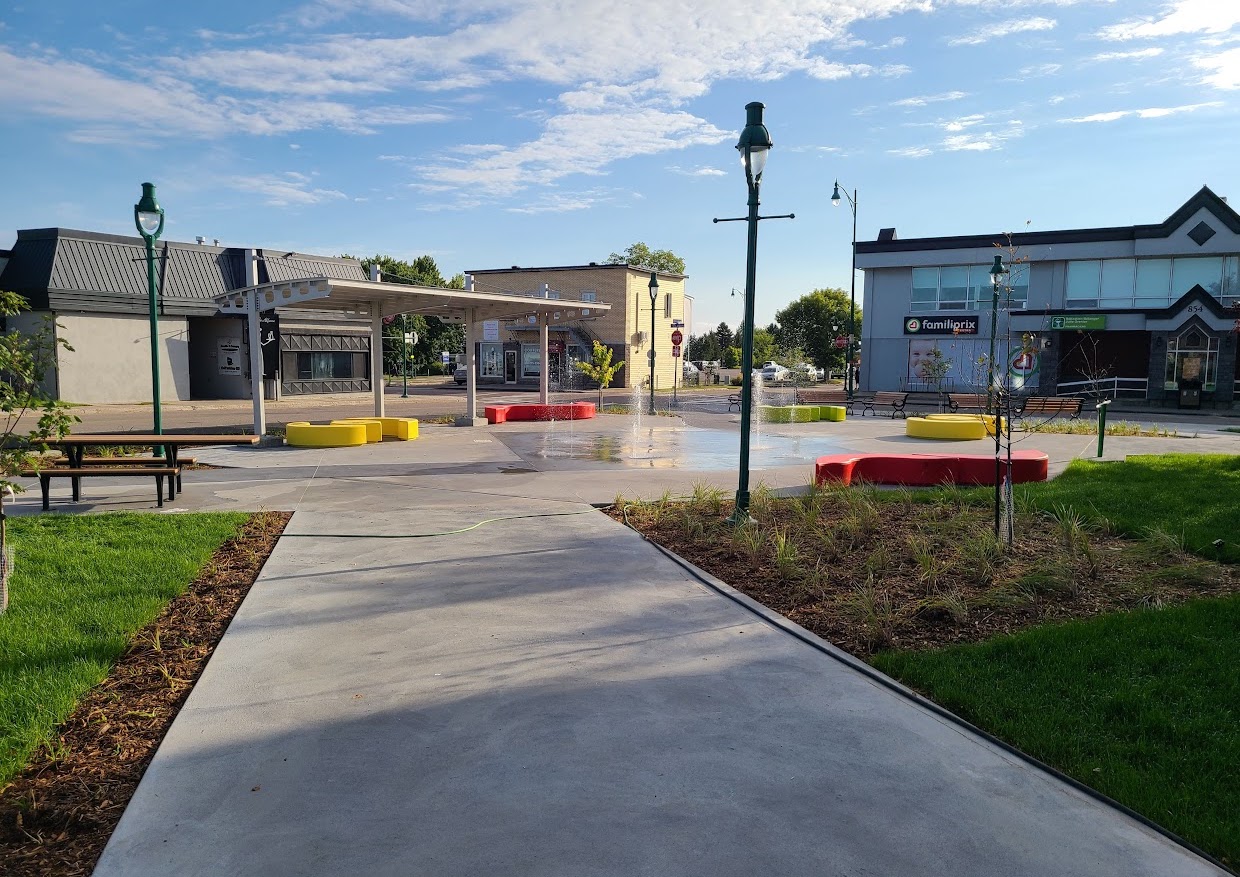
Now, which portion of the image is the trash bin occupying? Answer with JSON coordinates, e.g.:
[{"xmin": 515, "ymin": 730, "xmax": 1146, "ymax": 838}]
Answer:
[{"xmin": 1178, "ymin": 379, "xmax": 1202, "ymax": 409}]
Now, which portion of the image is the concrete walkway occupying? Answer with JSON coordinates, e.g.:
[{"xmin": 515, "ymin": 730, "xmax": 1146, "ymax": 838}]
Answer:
[{"xmin": 58, "ymin": 415, "xmax": 1234, "ymax": 875}]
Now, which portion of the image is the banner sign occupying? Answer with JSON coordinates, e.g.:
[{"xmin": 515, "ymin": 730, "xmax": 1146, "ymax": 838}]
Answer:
[
  {"xmin": 483, "ymin": 320, "xmax": 500, "ymax": 341},
  {"xmin": 259, "ymin": 311, "xmax": 279, "ymax": 379},
  {"xmin": 218, "ymin": 338, "xmax": 242, "ymax": 375},
  {"xmin": 1049, "ymin": 315, "xmax": 1107, "ymax": 330},
  {"xmin": 903, "ymin": 315, "xmax": 978, "ymax": 335}
]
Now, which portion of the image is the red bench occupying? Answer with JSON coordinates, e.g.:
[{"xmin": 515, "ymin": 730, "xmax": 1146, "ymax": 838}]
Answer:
[
  {"xmin": 814, "ymin": 451, "xmax": 1048, "ymax": 487},
  {"xmin": 484, "ymin": 402, "xmax": 597, "ymax": 424}
]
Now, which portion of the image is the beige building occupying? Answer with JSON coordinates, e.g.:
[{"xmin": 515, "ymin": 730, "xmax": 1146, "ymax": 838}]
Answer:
[{"xmin": 465, "ymin": 263, "xmax": 689, "ymax": 390}]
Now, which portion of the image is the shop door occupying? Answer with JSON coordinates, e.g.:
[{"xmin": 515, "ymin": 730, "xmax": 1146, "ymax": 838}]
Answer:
[{"xmin": 504, "ymin": 350, "xmax": 518, "ymax": 383}]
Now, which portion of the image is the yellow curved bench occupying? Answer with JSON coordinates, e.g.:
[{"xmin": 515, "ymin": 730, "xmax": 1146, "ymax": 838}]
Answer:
[
  {"xmin": 335, "ymin": 416, "xmax": 419, "ymax": 440},
  {"xmin": 924, "ymin": 413, "xmax": 1005, "ymax": 436},
  {"xmin": 820, "ymin": 405, "xmax": 847, "ymax": 422},
  {"xmin": 906, "ymin": 417, "xmax": 986, "ymax": 440},
  {"xmin": 331, "ymin": 419, "xmax": 383, "ymax": 442},
  {"xmin": 285, "ymin": 421, "xmax": 368, "ymax": 448}
]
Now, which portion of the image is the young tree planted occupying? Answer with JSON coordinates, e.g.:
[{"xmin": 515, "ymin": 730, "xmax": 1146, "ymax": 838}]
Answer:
[{"xmin": 574, "ymin": 340, "xmax": 626, "ymax": 408}]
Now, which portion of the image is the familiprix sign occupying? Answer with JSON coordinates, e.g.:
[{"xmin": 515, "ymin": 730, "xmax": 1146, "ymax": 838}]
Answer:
[{"xmin": 903, "ymin": 315, "xmax": 978, "ymax": 335}]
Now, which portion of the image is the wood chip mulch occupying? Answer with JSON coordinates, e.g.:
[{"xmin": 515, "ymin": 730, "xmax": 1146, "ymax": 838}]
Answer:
[{"xmin": 0, "ymin": 510, "xmax": 291, "ymax": 877}]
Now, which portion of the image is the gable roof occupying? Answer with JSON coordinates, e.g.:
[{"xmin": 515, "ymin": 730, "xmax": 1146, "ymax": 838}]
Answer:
[{"xmin": 856, "ymin": 186, "xmax": 1240, "ymax": 255}]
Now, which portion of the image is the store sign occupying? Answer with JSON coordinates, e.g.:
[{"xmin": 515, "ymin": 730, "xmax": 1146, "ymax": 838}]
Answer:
[
  {"xmin": 903, "ymin": 316, "xmax": 978, "ymax": 335},
  {"xmin": 482, "ymin": 320, "xmax": 500, "ymax": 341},
  {"xmin": 218, "ymin": 338, "xmax": 242, "ymax": 375},
  {"xmin": 1050, "ymin": 315, "xmax": 1107, "ymax": 330},
  {"xmin": 259, "ymin": 311, "xmax": 279, "ymax": 379}
]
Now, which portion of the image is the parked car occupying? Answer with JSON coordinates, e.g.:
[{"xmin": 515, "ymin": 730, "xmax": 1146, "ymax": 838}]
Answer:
[
  {"xmin": 453, "ymin": 364, "xmax": 467, "ymax": 384},
  {"xmin": 761, "ymin": 361, "xmax": 790, "ymax": 382},
  {"xmin": 792, "ymin": 363, "xmax": 819, "ymax": 382},
  {"xmin": 682, "ymin": 361, "xmax": 701, "ymax": 378}
]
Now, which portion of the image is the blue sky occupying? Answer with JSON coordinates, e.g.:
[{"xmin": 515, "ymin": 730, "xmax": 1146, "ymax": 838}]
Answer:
[{"xmin": 1, "ymin": 0, "xmax": 1237, "ymax": 335}]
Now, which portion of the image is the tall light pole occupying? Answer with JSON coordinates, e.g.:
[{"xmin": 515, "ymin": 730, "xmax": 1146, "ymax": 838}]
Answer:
[
  {"xmin": 988, "ymin": 254, "xmax": 1008, "ymax": 538},
  {"xmin": 831, "ymin": 181, "xmax": 858, "ymax": 397},
  {"xmin": 714, "ymin": 101, "xmax": 794, "ymax": 524},
  {"xmin": 134, "ymin": 183, "xmax": 165, "ymax": 452},
  {"xmin": 648, "ymin": 273, "xmax": 658, "ymax": 415}
]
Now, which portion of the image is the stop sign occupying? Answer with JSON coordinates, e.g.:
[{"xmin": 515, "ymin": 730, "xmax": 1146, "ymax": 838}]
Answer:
[{"xmin": 670, "ymin": 329, "xmax": 683, "ymax": 345}]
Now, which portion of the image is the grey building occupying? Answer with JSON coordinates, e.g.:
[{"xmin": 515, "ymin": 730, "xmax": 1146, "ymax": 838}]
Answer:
[
  {"xmin": 0, "ymin": 228, "xmax": 374, "ymax": 404},
  {"xmin": 855, "ymin": 186, "xmax": 1240, "ymax": 408}
]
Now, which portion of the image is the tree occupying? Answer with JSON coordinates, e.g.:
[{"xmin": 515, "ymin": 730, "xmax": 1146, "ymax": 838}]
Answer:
[
  {"xmin": 1, "ymin": 291, "xmax": 77, "ymax": 610},
  {"xmin": 772, "ymin": 288, "xmax": 859, "ymax": 372},
  {"xmin": 574, "ymin": 341, "xmax": 625, "ymax": 407},
  {"xmin": 345, "ymin": 253, "xmax": 465, "ymax": 375},
  {"xmin": 714, "ymin": 322, "xmax": 734, "ymax": 351},
  {"xmin": 605, "ymin": 242, "xmax": 686, "ymax": 275},
  {"xmin": 686, "ymin": 333, "xmax": 721, "ymax": 363}
]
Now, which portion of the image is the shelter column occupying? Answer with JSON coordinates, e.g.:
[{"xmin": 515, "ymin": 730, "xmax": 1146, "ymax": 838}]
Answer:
[
  {"xmin": 539, "ymin": 314, "xmax": 550, "ymax": 403},
  {"xmin": 463, "ymin": 307, "xmax": 479, "ymax": 424},
  {"xmin": 372, "ymin": 301, "xmax": 385, "ymax": 417}
]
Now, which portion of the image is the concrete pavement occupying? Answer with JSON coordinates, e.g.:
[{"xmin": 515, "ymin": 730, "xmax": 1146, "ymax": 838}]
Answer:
[{"xmin": 27, "ymin": 410, "xmax": 1233, "ymax": 875}]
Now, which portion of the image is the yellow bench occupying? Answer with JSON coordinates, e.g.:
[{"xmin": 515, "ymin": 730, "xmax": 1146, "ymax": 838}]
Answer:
[
  {"xmin": 335, "ymin": 416, "xmax": 419, "ymax": 440},
  {"xmin": 906, "ymin": 417, "xmax": 986, "ymax": 440},
  {"xmin": 331, "ymin": 419, "xmax": 383, "ymax": 442},
  {"xmin": 924, "ymin": 413, "xmax": 1005, "ymax": 437},
  {"xmin": 285, "ymin": 422, "xmax": 368, "ymax": 448}
]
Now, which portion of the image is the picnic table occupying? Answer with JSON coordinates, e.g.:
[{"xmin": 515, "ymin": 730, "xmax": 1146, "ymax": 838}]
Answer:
[{"xmin": 46, "ymin": 433, "xmax": 260, "ymax": 503}]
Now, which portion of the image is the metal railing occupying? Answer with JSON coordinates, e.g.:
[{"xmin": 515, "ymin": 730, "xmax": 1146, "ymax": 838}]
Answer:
[{"xmin": 1055, "ymin": 376, "xmax": 1147, "ymax": 398}]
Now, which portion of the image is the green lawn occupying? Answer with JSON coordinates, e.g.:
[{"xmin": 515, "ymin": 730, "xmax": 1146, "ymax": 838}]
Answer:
[
  {"xmin": 873, "ymin": 595, "xmax": 1240, "ymax": 867},
  {"xmin": 0, "ymin": 512, "xmax": 247, "ymax": 785},
  {"xmin": 1016, "ymin": 454, "xmax": 1240, "ymax": 562}
]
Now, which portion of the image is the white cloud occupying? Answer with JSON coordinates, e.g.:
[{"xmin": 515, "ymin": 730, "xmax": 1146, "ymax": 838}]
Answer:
[
  {"xmin": 1099, "ymin": 0, "xmax": 1240, "ymax": 41},
  {"xmin": 1091, "ymin": 48, "xmax": 1164, "ymax": 61},
  {"xmin": 943, "ymin": 114, "xmax": 984, "ymax": 132},
  {"xmin": 667, "ymin": 165, "xmax": 728, "ymax": 176},
  {"xmin": 1018, "ymin": 63, "xmax": 1062, "ymax": 77},
  {"xmin": 948, "ymin": 17, "xmax": 1057, "ymax": 47},
  {"xmin": 229, "ymin": 172, "xmax": 348, "ymax": 206},
  {"xmin": 892, "ymin": 90, "xmax": 968, "ymax": 107},
  {"xmin": 888, "ymin": 146, "xmax": 932, "ymax": 157},
  {"xmin": 1195, "ymin": 47, "xmax": 1240, "ymax": 89},
  {"xmin": 1059, "ymin": 101, "xmax": 1221, "ymax": 123}
]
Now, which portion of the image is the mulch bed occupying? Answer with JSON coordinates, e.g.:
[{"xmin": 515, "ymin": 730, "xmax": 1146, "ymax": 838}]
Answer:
[
  {"xmin": 0, "ymin": 511, "xmax": 291, "ymax": 877},
  {"xmin": 612, "ymin": 495, "xmax": 1239, "ymax": 658}
]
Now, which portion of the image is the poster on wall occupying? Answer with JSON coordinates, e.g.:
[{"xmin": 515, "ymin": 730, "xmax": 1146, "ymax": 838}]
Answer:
[
  {"xmin": 1008, "ymin": 348, "xmax": 1040, "ymax": 391},
  {"xmin": 218, "ymin": 338, "xmax": 242, "ymax": 375},
  {"xmin": 259, "ymin": 311, "xmax": 280, "ymax": 379},
  {"xmin": 483, "ymin": 320, "xmax": 500, "ymax": 341}
]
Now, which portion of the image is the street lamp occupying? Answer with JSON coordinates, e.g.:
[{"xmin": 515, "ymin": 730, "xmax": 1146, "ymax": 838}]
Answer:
[
  {"xmin": 648, "ymin": 272, "xmax": 658, "ymax": 415},
  {"xmin": 713, "ymin": 101, "xmax": 794, "ymax": 525},
  {"xmin": 831, "ymin": 180, "xmax": 858, "ymax": 397},
  {"xmin": 134, "ymin": 183, "xmax": 165, "ymax": 452},
  {"xmin": 988, "ymin": 253, "xmax": 1008, "ymax": 538}
]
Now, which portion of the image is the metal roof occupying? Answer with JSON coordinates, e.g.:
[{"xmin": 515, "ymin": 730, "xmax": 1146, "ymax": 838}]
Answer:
[{"xmin": 216, "ymin": 276, "xmax": 612, "ymax": 325}]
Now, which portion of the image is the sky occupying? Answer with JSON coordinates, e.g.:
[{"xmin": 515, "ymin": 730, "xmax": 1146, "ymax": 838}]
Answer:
[{"xmin": 1, "ymin": 0, "xmax": 1237, "ymax": 336}]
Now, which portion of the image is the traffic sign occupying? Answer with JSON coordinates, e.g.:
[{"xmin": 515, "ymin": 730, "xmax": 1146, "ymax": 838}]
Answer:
[
  {"xmin": 441, "ymin": 351, "xmax": 450, "ymax": 364},
  {"xmin": 670, "ymin": 329, "xmax": 683, "ymax": 345},
  {"xmin": 672, "ymin": 344, "xmax": 681, "ymax": 358}
]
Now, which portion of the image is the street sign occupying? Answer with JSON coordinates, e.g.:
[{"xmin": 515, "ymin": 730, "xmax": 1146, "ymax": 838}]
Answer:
[
  {"xmin": 670, "ymin": 329, "xmax": 683, "ymax": 345},
  {"xmin": 672, "ymin": 344, "xmax": 681, "ymax": 358},
  {"xmin": 404, "ymin": 332, "xmax": 414, "ymax": 344},
  {"xmin": 671, "ymin": 319, "xmax": 685, "ymax": 328},
  {"xmin": 441, "ymin": 351, "xmax": 450, "ymax": 364}
]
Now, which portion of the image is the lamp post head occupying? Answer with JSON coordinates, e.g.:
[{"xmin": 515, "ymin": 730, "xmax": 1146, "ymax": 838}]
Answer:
[
  {"xmin": 134, "ymin": 182, "xmax": 165, "ymax": 241},
  {"xmin": 989, "ymin": 254, "xmax": 1008, "ymax": 289},
  {"xmin": 736, "ymin": 101, "xmax": 772, "ymax": 184},
  {"xmin": 648, "ymin": 271, "xmax": 659, "ymax": 302},
  {"xmin": 830, "ymin": 181, "xmax": 842, "ymax": 207}
]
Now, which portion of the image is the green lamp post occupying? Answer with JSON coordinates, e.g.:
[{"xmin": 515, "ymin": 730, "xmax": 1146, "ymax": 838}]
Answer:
[
  {"xmin": 987, "ymin": 253, "xmax": 1008, "ymax": 538},
  {"xmin": 830, "ymin": 180, "xmax": 858, "ymax": 397},
  {"xmin": 134, "ymin": 183, "xmax": 165, "ymax": 451},
  {"xmin": 648, "ymin": 273, "xmax": 658, "ymax": 415}
]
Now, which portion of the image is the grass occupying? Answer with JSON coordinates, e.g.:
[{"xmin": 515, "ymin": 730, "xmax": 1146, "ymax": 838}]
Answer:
[
  {"xmin": 1017, "ymin": 418, "xmax": 1185, "ymax": 437},
  {"xmin": 1015, "ymin": 454, "xmax": 1240, "ymax": 562},
  {"xmin": 872, "ymin": 596, "xmax": 1240, "ymax": 867},
  {"xmin": 0, "ymin": 512, "xmax": 248, "ymax": 786}
]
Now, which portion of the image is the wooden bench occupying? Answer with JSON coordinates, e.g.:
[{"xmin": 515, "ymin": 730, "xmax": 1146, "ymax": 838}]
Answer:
[
  {"xmin": 22, "ymin": 466, "xmax": 180, "ymax": 510},
  {"xmin": 51, "ymin": 455, "xmax": 198, "ymax": 491},
  {"xmin": 727, "ymin": 393, "xmax": 741, "ymax": 412},
  {"xmin": 1016, "ymin": 396, "xmax": 1084, "ymax": 419},
  {"xmin": 858, "ymin": 391, "xmax": 910, "ymax": 419},
  {"xmin": 947, "ymin": 393, "xmax": 990, "ymax": 413},
  {"xmin": 795, "ymin": 387, "xmax": 853, "ymax": 413}
]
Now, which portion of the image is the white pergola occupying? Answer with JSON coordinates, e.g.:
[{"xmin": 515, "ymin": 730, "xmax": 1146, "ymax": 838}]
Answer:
[{"xmin": 214, "ymin": 274, "xmax": 610, "ymax": 435}]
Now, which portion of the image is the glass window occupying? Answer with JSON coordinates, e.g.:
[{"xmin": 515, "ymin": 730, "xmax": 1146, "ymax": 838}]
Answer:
[
  {"xmin": 1165, "ymin": 330, "xmax": 1220, "ymax": 391},
  {"xmin": 546, "ymin": 290, "xmax": 561, "ymax": 300},
  {"xmin": 1100, "ymin": 259, "xmax": 1136, "ymax": 308},
  {"xmin": 1223, "ymin": 256, "xmax": 1240, "ymax": 309},
  {"xmin": 521, "ymin": 343, "xmax": 541, "ymax": 378},
  {"xmin": 1007, "ymin": 276, "xmax": 1029, "ymax": 309},
  {"xmin": 1172, "ymin": 256, "xmax": 1223, "ymax": 299},
  {"xmin": 967, "ymin": 267, "xmax": 991, "ymax": 309},
  {"xmin": 664, "ymin": 294, "xmax": 672, "ymax": 318},
  {"xmin": 581, "ymin": 291, "xmax": 597, "ymax": 303},
  {"xmin": 912, "ymin": 268, "xmax": 938, "ymax": 310},
  {"xmin": 939, "ymin": 267, "xmax": 968, "ymax": 310},
  {"xmin": 1135, "ymin": 259, "xmax": 1171, "ymax": 307},
  {"xmin": 481, "ymin": 343, "xmax": 502, "ymax": 377},
  {"xmin": 1066, "ymin": 260, "xmax": 1100, "ymax": 308}
]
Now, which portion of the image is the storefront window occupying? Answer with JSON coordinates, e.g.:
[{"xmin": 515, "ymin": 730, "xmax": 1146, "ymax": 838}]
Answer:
[
  {"xmin": 1066, "ymin": 260, "xmax": 1100, "ymax": 308},
  {"xmin": 481, "ymin": 343, "xmax": 502, "ymax": 377},
  {"xmin": 521, "ymin": 343, "xmax": 541, "ymax": 378},
  {"xmin": 1164, "ymin": 329, "xmax": 1219, "ymax": 391},
  {"xmin": 1171, "ymin": 256, "xmax": 1223, "ymax": 299},
  {"xmin": 295, "ymin": 351, "xmax": 363, "ymax": 380},
  {"xmin": 1135, "ymin": 259, "xmax": 1172, "ymax": 307}
]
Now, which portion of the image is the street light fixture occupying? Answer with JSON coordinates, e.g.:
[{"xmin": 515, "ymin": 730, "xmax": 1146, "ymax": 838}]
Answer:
[
  {"xmin": 134, "ymin": 182, "xmax": 165, "ymax": 451},
  {"xmin": 987, "ymin": 253, "xmax": 1009, "ymax": 539},
  {"xmin": 830, "ymin": 181, "xmax": 858, "ymax": 397},
  {"xmin": 713, "ymin": 101, "xmax": 794, "ymax": 525},
  {"xmin": 648, "ymin": 272, "xmax": 658, "ymax": 415}
]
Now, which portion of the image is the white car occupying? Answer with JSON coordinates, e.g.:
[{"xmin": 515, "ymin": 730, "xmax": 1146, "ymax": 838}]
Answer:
[
  {"xmin": 760, "ymin": 361, "xmax": 789, "ymax": 381},
  {"xmin": 682, "ymin": 361, "xmax": 701, "ymax": 378}
]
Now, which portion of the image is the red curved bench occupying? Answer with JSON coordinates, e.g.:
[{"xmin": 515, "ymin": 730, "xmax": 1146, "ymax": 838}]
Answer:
[
  {"xmin": 484, "ymin": 402, "xmax": 597, "ymax": 424},
  {"xmin": 815, "ymin": 450, "xmax": 1048, "ymax": 487}
]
